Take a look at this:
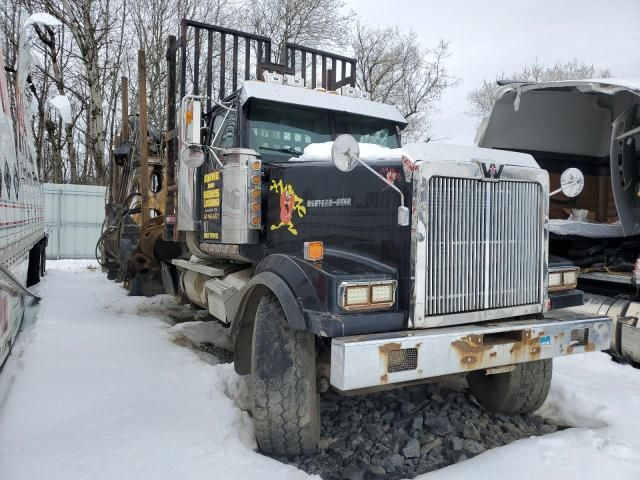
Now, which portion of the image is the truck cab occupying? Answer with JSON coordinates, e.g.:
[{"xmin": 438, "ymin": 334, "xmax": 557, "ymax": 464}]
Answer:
[{"xmin": 104, "ymin": 19, "xmax": 613, "ymax": 457}]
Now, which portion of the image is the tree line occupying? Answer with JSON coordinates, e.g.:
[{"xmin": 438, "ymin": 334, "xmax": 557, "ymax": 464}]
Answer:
[
  {"xmin": 0, "ymin": 0, "xmax": 612, "ymax": 185},
  {"xmin": 0, "ymin": 0, "xmax": 457, "ymax": 185}
]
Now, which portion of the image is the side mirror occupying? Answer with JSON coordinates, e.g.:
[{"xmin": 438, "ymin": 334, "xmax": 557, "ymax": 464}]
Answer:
[
  {"xmin": 331, "ymin": 134, "xmax": 359, "ymax": 172},
  {"xmin": 331, "ymin": 134, "xmax": 410, "ymax": 227},
  {"xmin": 551, "ymin": 168, "xmax": 584, "ymax": 198}
]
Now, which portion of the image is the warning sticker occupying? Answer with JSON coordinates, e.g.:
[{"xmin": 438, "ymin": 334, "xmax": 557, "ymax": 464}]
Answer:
[
  {"xmin": 539, "ymin": 335, "xmax": 551, "ymax": 346},
  {"xmin": 202, "ymin": 169, "xmax": 222, "ymax": 241}
]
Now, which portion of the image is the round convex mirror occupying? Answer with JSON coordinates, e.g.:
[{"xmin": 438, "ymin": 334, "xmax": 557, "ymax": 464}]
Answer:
[
  {"xmin": 331, "ymin": 134, "xmax": 360, "ymax": 172},
  {"xmin": 560, "ymin": 168, "xmax": 585, "ymax": 198}
]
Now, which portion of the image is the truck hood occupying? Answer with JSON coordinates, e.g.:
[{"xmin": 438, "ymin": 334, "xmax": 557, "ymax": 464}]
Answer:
[
  {"xmin": 476, "ymin": 78, "xmax": 640, "ymax": 238},
  {"xmin": 476, "ymin": 78, "xmax": 640, "ymax": 153}
]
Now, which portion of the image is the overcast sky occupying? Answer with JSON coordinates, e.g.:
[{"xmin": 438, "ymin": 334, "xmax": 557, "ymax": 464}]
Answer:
[{"xmin": 349, "ymin": 0, "xmax": 640, "ymax": 144}]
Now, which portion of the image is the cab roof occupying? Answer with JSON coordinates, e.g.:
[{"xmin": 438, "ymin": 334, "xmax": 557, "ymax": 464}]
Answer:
[{"xmin": 239, "ymin": 80, "xmax": 408, "ymax": 127}]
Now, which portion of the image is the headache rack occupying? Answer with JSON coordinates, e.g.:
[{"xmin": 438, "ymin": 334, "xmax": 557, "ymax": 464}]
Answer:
[{"xmin": 163, "ymin": 19, "xmax": 358, "ymax": 241}]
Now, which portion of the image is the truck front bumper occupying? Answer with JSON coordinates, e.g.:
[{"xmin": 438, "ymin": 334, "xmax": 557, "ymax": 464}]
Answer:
[{"xmin": 330, "ymin": 312, "xmax": 611, "ymax": 391}]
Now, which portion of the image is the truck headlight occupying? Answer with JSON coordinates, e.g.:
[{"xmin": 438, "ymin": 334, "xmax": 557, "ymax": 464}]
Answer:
[
  {"xmin": 340, "ymin": 280, "xmax": 397, "ymax": 310},
  {"xmin": 345, "ymin": 285, "xmax": 370, "ymax": 306},
  {"xmin": 548, "ymin": 267, "xmax": 580, "ymax": 291}
]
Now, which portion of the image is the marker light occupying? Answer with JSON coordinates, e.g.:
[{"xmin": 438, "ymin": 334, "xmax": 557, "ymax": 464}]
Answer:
[{"xmin": 304, "ymin": 241, "xmax": 324, "ymax": 262}]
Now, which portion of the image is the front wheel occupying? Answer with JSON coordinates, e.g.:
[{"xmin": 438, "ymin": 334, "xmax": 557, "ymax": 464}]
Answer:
[
  {"xmin": 467, "ymin": 359, "xmax": 553, "ymax": 414},
  {"xmin": 251, "ymin": 293, "xmax": 320, "ymax": 456}
]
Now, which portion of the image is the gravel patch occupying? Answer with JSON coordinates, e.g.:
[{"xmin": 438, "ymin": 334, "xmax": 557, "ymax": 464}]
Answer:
[
  {"xmin": 277, "ymin": 382, "xmax": 558, "ymax": 480},
  {"xmin": 191, "ymin": 338, "xmax": 558, "ymax": 478}
]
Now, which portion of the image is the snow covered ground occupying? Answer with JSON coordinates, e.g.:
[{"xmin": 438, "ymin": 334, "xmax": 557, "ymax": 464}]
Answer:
[{"xmin": 0, "ymin": 261, "xmax": 639, "ymax": 479}]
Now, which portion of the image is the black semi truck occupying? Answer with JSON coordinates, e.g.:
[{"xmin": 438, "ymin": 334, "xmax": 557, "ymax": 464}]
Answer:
[{"xmin": 102, "ymin": 20, "xmax": 612, "ymax": 456}]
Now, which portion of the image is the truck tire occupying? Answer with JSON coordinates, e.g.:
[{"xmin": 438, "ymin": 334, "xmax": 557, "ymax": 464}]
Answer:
[
  {"xmin": 251, "ymin": 293, "xmax": 320, "ymax": 456},
  {"xmin": 466, "ymin": 359, "xmax": 553, "ymax": 414}
]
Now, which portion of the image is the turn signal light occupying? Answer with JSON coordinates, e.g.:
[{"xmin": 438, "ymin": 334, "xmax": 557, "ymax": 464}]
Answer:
[{"xmin": 304, "ymin": 241, "xmax": 324, "ymax": 261}]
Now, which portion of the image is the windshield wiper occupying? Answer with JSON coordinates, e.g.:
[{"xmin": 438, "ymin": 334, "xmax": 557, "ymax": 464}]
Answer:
[{"xmin": 259, "ymin": 146, "xmax": 302, "ymax": 156}]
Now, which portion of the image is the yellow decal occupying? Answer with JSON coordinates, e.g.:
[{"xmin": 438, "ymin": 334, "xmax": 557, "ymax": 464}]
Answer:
[
  {"xmin": 203, "ymin": 189, "xmax": 220, "ymax": 199},
  {"xmin": 204, "ymin": 171, "xmax": 221, "ymax": 183},
  {"xmin": 269, "ymin": 179, "xmax": 306, "ymax": 236}
]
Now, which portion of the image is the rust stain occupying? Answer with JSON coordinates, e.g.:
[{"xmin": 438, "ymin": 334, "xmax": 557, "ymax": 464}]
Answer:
[
  {"xmin": 585, "ymin": 342, "xmax": 596, "ymax": 352},
  {"xmin": 567, "ymin": 345, "xmax": 574, "ymax": 354},
  {"xmin": 451, "ymin": 334, "xmax": 486, "ymax": 354},
  {"xmin": 530, "ymin": 346, "xmax": 541, "ymax": 355},
  {"xmin": 489, "ymin": 351, "xmax": 497, "ymax": 358},
  {"xmin": 380, "ymin": 373, "xmax": 388, "ymax": 384},
  {"xmin": 378, "ymin": 342, "xmax": 402, "ymax": 354},
  {"xmin": 461, "ymin": 355, "xmax": 477, "ymax": 366}
]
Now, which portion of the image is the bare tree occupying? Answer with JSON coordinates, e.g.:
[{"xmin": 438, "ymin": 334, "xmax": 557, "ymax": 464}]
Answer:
[
  {"xmin": 243, "ymin": 0, "xmax": 352, "ymax": 63},
  {"xmin": 467, "ymin": 59, "xmax": 613, "ymax": 118},
  {"xmin": 129, "ymin": 0, "xmax": 239, "ymax": 128},
  {"xmin": 352, "ymin": 22, "xmax": 457, "ymax": 142}
]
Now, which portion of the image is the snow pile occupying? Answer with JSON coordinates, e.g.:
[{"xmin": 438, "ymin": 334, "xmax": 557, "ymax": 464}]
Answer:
[
  {"xmin": 1, "ymin": 267, "xmax": 640, "ymax": 479},
  {"xmin": 23, "ymin": 12, "xmax": 61, "ymax": 29},
  {"xmin": 47, "ymin": 259, "xmax": 100, "ymax": 271},
  {"xmin": 296, "ymin": 140, "xmax": 539, "ymax": 170},
  {"xmin": 430, "ymin": 353, "xmax": 640, "ymax": 479},
  {"xmin": 48, "ymin": 95, "xmax": 72, "ymax": 124},
  {"xmin": 169, "ymin": 320, "xmax": 234, "ymax": 351},
  {"xmin": 0, "ymin": 269, "xmax": 308, "ymax": 480},
  {"xmin": 297, "ymin": 141, "xmax": 405, "ymax": 162}
]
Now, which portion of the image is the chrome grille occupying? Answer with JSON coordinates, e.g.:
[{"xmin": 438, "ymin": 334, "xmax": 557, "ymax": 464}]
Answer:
[{"xmin": 425, "ymin": 177, "xmax": 542, "ymax": 316}]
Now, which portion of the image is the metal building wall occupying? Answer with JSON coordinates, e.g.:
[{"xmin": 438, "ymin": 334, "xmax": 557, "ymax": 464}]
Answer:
[{"xmin": 43, "ymin": 183, "xmax": 106, "ymax": 259}]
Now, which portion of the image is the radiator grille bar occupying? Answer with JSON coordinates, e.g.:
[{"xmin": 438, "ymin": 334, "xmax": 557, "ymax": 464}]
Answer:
[{"xmin": 425, "ymin": 177, "xmax": 542, "ymax": 316}]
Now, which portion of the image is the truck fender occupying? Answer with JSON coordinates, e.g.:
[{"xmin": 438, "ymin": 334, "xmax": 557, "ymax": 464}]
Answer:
[{"xmin": 229, "ymin": 270, "xmax": 309, "ymax": 375}]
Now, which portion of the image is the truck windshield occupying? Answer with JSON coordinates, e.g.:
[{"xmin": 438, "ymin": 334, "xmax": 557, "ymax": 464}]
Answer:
[{"xmin": 246, "ymin": 99, "xmax": 400, "ymax": 161}]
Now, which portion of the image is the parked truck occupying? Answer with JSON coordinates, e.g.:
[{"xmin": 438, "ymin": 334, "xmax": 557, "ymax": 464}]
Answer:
[
  {"xmin": 477, "ymin": 79, "xmax": 640, "ymax": 364},
  {"xmin": 100, "ymin": 19, "xmax": 613, "ymax": 456}
]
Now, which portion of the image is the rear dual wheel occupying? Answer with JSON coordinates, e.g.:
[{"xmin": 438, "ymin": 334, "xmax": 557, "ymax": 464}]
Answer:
[{"xmin": 467, "ymin": 359, "xmax": 553, "ymax": 414}]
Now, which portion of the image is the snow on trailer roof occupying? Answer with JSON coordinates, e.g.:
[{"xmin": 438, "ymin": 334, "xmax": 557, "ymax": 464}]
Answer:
[{"xmin": 239, "ymin": 80, "xmax": 408, "ymax": 126}]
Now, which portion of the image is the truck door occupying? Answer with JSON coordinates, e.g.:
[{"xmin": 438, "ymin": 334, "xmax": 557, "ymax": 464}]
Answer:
[{"xmin": 610, "ymin": 104, "xmax": 640, "ymax": 235}]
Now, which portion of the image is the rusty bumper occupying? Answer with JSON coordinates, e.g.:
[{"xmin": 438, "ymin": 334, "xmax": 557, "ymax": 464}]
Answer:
[{"xmin": 330, "ymin": 312, "xmax": 611, "ymax": 391}]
